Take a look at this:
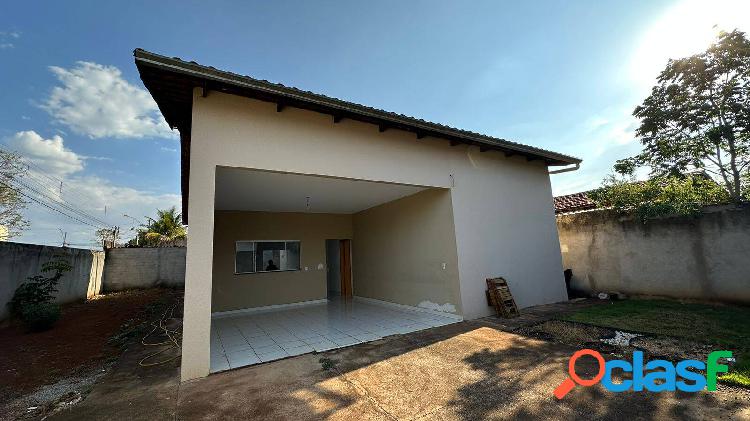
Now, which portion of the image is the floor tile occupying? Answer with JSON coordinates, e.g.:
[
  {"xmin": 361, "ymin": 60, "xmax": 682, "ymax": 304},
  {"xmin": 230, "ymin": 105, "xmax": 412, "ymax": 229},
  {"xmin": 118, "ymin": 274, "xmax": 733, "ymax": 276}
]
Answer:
[
  {"xmin": 247, "ymin": 336, "xmax": 275, "ymax": 347},
  {"xmin": 308, "ymin": 339, "xmax": 338, "ymax": 351},
  {"xmin": 350, "ymin": 333, "xmax": 380, "ymax": 342},
  {"xmin": 226, "ymin": 350, "xmax": 261, "ymax": 368},
  {"xmin": 241, "ymin": 329, "xmax": 269, "ymax": 339},
  {"xmin": 210, "ymin": 355, "xmax": 230, "ymax": 372},
  {"xmin": 253, "ymin": 344, "xmax": 284, "ymax": 355},
  {"xmin": 269, "ymin": 334, "xmax": 298, "ymax": 343},
  {"xmin": 330, "ymin": 336, "xmax": 361, "ymax": 347},
  {"xmin": 257, "ymin": 349, "xmax": 289, "ymax": 362},
  {"xmin": 222, "ymin": 342, "xmax": 253, "ymax": 353},
  {"xmin": 278, "ymin": 340, "xmax": 306, "ymax": 349},
  {"xmin": 284, "ymin": 344, "xmax": 315, "ymax": 356},
  {"xmin": 209, "ymin": 296, "xmax": 460, "ymax": 373},
  {"xmin": 216, "ymin": 329, "xmax": 243, "ymax": 340}
]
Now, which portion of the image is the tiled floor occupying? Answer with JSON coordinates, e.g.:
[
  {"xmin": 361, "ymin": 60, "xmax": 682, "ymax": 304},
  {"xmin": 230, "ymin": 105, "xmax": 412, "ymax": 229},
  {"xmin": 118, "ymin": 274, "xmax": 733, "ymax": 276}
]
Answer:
[{"xmin": 210, "ymin": 297, "xmax": 461, "ymax": 373}]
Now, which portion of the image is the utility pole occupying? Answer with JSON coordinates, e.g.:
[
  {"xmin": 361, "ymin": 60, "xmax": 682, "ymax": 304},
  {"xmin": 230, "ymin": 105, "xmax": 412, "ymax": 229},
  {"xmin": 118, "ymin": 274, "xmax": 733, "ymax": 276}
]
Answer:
[
  {"xmin": 123, "ymin": 214, "xmax": 142, "ymax": 246},
  {"xmin": 59, "ymin": 228, "xmax": 67, "ymax": 247}
]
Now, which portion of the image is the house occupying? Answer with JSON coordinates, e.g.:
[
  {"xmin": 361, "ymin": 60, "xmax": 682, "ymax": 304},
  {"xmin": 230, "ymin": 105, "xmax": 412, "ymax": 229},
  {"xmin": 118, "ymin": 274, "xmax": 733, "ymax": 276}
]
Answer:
[
  {"xmin": 554, "ymin": 191, "xmax": 597, "ymax": 214},
  {"xmin": 134, "ymin": 49, "xmax": 581, "ymax": 381}
]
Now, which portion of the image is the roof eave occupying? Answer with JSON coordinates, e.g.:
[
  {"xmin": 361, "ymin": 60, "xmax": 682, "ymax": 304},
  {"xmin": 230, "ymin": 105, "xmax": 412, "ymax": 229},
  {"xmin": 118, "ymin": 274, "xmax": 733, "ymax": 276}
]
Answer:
[{"xmin": 133, "ymin": 49, "xmax": 581, "ymax": 166}]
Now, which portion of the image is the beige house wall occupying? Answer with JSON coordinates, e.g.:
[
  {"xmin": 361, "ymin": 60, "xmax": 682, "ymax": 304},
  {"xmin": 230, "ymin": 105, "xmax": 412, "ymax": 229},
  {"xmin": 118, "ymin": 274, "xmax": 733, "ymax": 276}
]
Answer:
[
  {"xmin": 211, "ymin": 211, "xmax": 353, "ymax": 312},
  {"xmin": 181, "ymin": 89, "xmax": 566, "ymax": 380},
  {"xmin": 352, "ymin": 189, "xmax": 462, "ymax": 315}
]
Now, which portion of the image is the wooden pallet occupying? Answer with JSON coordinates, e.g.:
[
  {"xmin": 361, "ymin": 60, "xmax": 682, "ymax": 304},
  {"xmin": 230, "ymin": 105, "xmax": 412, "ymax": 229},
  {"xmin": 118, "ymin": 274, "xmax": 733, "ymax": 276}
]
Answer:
[{"xmin": 486, "ymin": 277, "xmax": 519, "ymax": 318}]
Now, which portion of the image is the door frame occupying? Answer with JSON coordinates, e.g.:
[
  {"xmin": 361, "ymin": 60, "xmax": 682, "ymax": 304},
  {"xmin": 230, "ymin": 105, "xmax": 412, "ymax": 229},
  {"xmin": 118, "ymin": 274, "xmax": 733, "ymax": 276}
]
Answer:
[{"xmin": 339, "ymin": 239, "xmax": 352, "ymax": 297}]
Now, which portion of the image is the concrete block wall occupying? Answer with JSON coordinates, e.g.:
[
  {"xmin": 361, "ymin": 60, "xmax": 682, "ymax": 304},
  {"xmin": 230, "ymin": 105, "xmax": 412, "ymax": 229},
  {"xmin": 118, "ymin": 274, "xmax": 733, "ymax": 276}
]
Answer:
[
  {"xmin": 102, "ymin": 247, "xmax": 186, "ymax": 292},
  {"xmin": 0, "ymin": 242, "xmax": 104, "ymax": 320},
  {"xmin": 557, "ymin": 206, "xmax": 750, "ymax": 304}
]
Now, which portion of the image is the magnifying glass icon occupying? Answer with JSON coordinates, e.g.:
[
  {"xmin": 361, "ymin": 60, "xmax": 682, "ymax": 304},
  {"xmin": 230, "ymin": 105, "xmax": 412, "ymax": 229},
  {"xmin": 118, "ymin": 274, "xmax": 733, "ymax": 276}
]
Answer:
[{"xmin": 553, "ymin": 349, "xmax": 606, "ymax": 399}]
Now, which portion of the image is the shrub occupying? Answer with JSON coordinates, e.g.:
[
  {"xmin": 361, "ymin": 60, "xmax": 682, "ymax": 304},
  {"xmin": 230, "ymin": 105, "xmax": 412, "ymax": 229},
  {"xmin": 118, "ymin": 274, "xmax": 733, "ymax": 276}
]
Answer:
[
  {"xmin": 20, "ymin": 303, "xmax": 61, "ymax": 332},
  {"xmin": 8, "ymin": 255, "xmax": 72, "ymax": 331},
  {"xmin": 589, "ymin": 174, "xmax": 730, "ymax": 222}
]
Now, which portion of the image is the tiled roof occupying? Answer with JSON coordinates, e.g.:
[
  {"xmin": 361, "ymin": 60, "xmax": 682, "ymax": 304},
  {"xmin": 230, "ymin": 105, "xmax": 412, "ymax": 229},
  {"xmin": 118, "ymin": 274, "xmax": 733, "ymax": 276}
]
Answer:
[
  {"xmin": 554, "ymin": 191, "xmax": 596, "ymax": 214},
  {"xmin": 133, "ymin": 49, "xmax": 581, "ymax": 166}
]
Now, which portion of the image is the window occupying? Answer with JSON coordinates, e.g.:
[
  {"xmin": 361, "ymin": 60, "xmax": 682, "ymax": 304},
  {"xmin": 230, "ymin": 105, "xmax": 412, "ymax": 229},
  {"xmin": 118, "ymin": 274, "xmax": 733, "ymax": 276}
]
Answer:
[{"xmin": 235, "ymin": 240, "xmax": 301, "ymax": 274}]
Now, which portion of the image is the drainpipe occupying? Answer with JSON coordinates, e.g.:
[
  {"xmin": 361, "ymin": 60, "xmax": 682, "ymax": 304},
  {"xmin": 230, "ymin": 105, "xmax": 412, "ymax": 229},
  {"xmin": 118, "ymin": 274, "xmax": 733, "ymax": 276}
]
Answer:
[{"xmin": 548, "ymin": 163, "xmax": 580, "ymax": 175}]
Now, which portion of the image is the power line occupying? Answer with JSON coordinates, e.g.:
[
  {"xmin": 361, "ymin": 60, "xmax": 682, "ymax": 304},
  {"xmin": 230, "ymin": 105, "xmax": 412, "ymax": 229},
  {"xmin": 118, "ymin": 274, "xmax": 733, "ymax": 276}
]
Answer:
[
  {"xmin": 20, "ymin": 160, "xmax": 109, "ymax": 217},
  {"xmin": 0, "ymin": 145, "xmax": 115, "ymax": 228},
  {"xmin": 0, "ymin": 145, "xmax": 114, "ymax": 224},
  {"xmin": 15, "ymin": 173, "xmax": 112, "ymax": 226},
  {"xmin": 2, "ymin": 180, "xmax": 107, "ymax": 230},
  {"xmin": 6, "ymin": 175, "xmax": 112, "ymax": 228}
]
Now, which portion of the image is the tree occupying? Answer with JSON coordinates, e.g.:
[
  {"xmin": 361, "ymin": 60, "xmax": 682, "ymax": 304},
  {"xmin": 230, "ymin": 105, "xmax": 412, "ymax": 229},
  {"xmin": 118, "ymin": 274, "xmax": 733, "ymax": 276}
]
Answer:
[
  {"xmin": 616, "ymin": 30, "xmax": 750, "ymax": 203},
  {"xmin": 133, "ymin": 207, "xmax": 187, "ymax": 247},
  {"xmin": 0, "ymin": 149, "xmax": 29, "ymax": 239},
  {"xmin": 589, "ymin": 174, "xmax": 730, "ymax": 222},
  {"xmin": 95, "ymin": 227, "xmax": 120, "ymax": 249}
]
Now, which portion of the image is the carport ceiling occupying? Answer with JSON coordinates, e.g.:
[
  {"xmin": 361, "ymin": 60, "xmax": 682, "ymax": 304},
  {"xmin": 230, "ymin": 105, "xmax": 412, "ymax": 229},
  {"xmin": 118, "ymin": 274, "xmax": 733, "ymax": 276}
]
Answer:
[{"xmin": 215, "ymin": 167, "xmax": 427, "ymax": 214}]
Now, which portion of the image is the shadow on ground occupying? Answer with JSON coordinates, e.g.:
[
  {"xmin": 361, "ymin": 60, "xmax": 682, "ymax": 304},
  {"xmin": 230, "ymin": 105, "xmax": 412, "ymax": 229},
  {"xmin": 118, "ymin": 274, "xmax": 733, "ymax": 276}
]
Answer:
[{"xmin": 177, "ymin": 320, "xmax": 750, "ymax": 420}]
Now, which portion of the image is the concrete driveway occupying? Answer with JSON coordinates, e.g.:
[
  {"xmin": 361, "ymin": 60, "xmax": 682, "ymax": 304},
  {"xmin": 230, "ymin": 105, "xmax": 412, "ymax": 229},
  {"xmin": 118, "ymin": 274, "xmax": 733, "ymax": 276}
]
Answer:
[{"xmin": 178, "ymin": 320, "xmax": 749, "ymax": 420}]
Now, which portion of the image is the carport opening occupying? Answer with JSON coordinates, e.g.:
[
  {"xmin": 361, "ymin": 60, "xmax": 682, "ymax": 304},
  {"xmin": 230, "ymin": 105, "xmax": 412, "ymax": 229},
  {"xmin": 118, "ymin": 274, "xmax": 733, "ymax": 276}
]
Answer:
[{"xmin": 207, "ymin": 166, "xmax": 462, "ymax": 372}]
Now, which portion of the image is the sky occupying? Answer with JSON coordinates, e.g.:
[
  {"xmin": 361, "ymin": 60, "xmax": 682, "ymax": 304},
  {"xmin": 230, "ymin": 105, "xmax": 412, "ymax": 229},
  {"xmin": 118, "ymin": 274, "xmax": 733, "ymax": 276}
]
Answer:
[{"xmin": 1, "ymin": 0, "xmax": 749, "ymax": 247}]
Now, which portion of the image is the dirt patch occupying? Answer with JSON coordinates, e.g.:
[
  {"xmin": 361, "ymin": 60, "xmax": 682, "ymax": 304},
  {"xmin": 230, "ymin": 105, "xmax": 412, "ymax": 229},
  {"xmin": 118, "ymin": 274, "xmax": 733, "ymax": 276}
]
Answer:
[
  {"xmin": 631, "ymin": 336, "xmax": 718, "ymax": 362},
  {"xmin": 0, "ymin": 289, "xmax": 175, "ymax": 409},
  {"xmin": 517, "ymin": 319, "xmax": 734, "ymax": 368},
  {"xmin": 517, "ymin": 320, "xmax": 614, "ymax": 348}
]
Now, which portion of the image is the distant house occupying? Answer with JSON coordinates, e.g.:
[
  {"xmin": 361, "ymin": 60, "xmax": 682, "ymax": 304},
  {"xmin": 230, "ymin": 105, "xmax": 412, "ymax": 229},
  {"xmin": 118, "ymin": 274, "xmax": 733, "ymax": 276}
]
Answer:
[
  {"xmin": 554, "ymin": 191, "xmax": 597, "ymax": 214},
  {"xmin": 134, "ymin": 49, "xmax": 581, "ymax": 381}
]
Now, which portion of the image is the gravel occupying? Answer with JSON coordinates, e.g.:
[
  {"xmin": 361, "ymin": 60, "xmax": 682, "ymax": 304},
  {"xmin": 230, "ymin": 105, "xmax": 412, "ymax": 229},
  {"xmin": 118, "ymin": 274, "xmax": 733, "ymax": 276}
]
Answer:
[{"xmin": 2, "ymin": 364, "xmax": 112, "ymax": 420}]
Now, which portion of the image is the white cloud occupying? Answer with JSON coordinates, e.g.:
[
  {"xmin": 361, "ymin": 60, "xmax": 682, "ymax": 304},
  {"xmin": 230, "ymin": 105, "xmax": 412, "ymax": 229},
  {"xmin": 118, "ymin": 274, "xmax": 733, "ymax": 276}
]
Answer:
[
  {"xmin": 2, "ymin": 131, "xmax": 180, "ymax": 246},
  {"xmin": 0, "ymin": 30, "xmax": 19, "ymax": 49},
  {"xmin": 17, "ymin": 176, "xmax": 181, "ymax": 247},
  {"xmin": 5, "ymin": 130, "xmax": 84, "ymax": 178},
  {"xmin": 42, "ymin": 61, "xmax": 175, "ymax": 139},
  {"xmin": 549, "ymin": 108, "xmax": 643, "ymax": 196}
]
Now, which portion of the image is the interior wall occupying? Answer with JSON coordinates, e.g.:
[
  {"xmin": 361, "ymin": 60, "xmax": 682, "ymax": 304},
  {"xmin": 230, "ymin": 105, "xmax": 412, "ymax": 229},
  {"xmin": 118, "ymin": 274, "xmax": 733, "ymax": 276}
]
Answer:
[
  {"xmin": 212, "ymin": 211, "xmax": 352, "ymax": 312},
  {"xmin": 352, "ymin": 188, "xmax": 462, "ymax": 315},
  {"xmin": 325, "ymin": 239, "xmax": 341, "ymax": 295}
]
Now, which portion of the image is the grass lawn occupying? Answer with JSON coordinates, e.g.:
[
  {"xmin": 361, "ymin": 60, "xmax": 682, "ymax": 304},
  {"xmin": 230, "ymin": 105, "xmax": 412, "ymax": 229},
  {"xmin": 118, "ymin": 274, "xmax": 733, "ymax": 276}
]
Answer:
[{"xmin": 562, "ymin": 299, "xmax": 750, "ymax": 387}]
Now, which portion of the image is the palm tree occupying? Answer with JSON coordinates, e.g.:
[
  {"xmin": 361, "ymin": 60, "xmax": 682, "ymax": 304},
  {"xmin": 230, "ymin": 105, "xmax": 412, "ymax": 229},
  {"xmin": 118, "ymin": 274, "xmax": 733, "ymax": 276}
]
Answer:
[{"xmin": 137, "ymin": 207, "xmax": 187, "ymax": 247}]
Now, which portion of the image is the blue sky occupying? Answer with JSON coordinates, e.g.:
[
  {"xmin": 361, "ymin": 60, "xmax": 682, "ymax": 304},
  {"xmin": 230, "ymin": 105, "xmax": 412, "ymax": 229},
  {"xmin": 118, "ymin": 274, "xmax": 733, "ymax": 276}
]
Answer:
[{"xmin": 1, "ymin": 1, "xmax": 748, "ymax": 247}]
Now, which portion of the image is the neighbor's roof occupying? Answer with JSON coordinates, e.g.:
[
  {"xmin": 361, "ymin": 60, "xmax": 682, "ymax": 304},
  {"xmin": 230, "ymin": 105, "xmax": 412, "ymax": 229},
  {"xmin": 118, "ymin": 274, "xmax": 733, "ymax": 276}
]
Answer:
[
  {"xmin": 133, "ymin": 49, "xmax": 581, "ymax": 223},
  {"xmin": 553, "ymin": 191, "xmax": 596, "ymax": 214}
]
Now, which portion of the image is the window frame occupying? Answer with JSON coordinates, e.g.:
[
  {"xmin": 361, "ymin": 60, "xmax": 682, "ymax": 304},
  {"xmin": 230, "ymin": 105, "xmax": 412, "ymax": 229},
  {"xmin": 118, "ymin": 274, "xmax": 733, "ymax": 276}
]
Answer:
[{"xmin": 234, "ymin": 240, "xmax": 301, "ymax": 275}]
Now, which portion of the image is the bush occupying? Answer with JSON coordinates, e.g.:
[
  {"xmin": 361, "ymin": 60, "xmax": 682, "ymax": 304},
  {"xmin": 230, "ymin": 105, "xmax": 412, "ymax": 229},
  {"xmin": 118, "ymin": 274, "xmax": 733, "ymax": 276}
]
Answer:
[
  {"xmin": 589, "ymin": 174, "xmax": 730, "ymax": 222},
  {"xmin": 20, "ymin": 303, "xmax": 61, "ymax": 332},
  {"xmin": 8, "ymin": 255, "xmax": 72, "ymax": 331}
]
